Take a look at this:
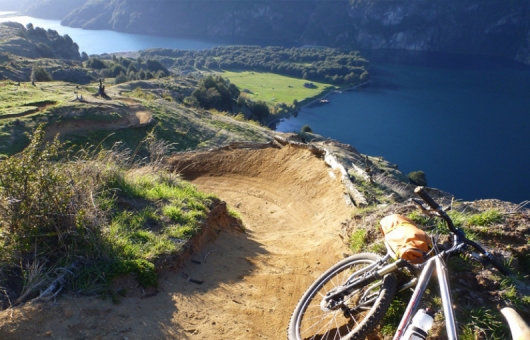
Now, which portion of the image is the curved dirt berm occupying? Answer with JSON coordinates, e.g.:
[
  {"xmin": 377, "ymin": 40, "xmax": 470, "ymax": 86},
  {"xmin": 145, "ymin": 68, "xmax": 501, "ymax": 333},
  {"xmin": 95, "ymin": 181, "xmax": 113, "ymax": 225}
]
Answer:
[{"xmin": 0, "ymin": 144, "xmax": 354, "ymax": 339}]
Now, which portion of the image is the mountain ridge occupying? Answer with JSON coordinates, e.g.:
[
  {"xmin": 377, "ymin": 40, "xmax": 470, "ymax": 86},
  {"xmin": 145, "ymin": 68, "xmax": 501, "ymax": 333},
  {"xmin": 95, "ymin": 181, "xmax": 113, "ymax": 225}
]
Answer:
[{"xmin": 14, "ymin": 0, "xmax": 530, "ymax": 64}]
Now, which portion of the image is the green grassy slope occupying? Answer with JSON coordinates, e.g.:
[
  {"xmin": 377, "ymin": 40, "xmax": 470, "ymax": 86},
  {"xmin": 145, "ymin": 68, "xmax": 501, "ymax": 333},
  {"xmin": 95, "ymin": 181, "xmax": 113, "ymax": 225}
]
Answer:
[
  {"xmin": 217, "ymin": 70, "xmax": 336, "ymax": 108},
  {"xmin": 0, "ymin": 78, "xmax": 272, "ymax": 157}
]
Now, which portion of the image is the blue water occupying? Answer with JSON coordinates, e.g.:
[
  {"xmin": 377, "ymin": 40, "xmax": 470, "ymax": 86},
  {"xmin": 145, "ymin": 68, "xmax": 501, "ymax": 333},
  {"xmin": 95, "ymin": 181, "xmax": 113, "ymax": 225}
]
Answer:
[
  {"xmin": 1, "ymin": 15, "xmax": 528, "ymax": 203},
  {"xmin": 278, "ymin": 51, "xmax": 530, "ymax": 203},
  {"xmin": 0, "ymin": 15, "xmax": 223, "ymax": 54}
]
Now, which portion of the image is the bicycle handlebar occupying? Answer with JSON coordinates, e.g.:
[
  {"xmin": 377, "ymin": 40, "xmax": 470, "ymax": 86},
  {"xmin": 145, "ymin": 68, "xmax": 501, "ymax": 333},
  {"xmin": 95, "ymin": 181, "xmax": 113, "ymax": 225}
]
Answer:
[
  {"xmin": 414, "ymin": 186, "xmax": 458, "ymax": 234},
  {"xmin": 414, "ymin": 186, "xmax": 511, "ymax": 276},
  {"xmin": 466, "ymin": 239, "xmax": 511, "ymax": 276},
  {"xmin": 414, "ymin": 186, "xmax": 441, "ymax": 211}
]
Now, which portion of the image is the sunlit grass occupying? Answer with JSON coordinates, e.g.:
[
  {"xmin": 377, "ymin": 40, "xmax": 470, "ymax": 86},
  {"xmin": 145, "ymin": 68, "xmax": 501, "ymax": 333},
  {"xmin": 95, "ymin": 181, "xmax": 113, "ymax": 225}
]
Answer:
[
  {"xmin": 349, "ymin": 229, "xmax": 366, "ymax": 253},
  {"xmin": 217, "ymin": 70, "xmax": 336, "ymax": 107}
]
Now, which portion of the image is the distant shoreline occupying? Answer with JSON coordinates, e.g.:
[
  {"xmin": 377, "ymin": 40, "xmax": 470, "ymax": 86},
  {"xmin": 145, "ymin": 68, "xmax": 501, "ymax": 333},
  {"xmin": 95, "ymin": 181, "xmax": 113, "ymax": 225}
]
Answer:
[
  {"xmin": 307, "ymin": 81, "xmax": 369, "ymax": 106},
  {"xmin": 267, "ymin": 81, "xmax": 370, "ymax": 129}
]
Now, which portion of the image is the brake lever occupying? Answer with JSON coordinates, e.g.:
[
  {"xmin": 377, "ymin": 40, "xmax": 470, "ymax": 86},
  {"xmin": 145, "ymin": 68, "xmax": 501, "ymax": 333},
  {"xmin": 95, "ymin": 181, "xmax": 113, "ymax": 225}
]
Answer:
[{"xmin": 470, "ymin": 252, "xmax": 487, "ymax": 264}]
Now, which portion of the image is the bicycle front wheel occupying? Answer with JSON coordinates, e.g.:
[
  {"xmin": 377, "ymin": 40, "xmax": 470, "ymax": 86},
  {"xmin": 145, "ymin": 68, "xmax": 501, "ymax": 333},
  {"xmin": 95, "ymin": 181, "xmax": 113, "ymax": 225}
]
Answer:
[{"xmin": 288, "ymin": 253, "xmax": 397, "ymax": 340}]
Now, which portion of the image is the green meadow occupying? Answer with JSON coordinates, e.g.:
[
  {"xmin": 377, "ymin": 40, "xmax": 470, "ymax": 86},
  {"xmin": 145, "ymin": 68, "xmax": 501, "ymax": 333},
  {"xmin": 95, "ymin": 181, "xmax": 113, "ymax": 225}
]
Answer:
[{"xmin": 217, "ymin": 71, "xmax": 336, "ymax": 107}]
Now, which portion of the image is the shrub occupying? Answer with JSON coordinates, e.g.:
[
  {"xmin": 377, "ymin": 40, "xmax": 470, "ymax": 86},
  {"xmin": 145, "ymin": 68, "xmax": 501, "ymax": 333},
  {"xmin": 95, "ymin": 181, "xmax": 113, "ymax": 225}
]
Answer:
[
  {"xmin": 30, "ymin": 66, "xmax": 52, "ymax": 82},
  {"xmin": 183, "ymin": 95, "xmax": 200, "ymax": 107},
  {"xmin": 234, "ymin": 113, "xmax": 246, "ymax": 121},
  {"xmin": 0, "ymin": 126, "xmax": 105, "ymax": 266},
  {"xmin": 301, "ymin": 124, "xmax": 313, "ymax": 133},
  {"xmin": 86, "ymin": 57, "xmax": 107, "ymax": 69},
  {"xmin": 408, "ymin": 171, "xmax": 428, "ymax": 186},
  {"xmin": 251, "ymin": 100, "xmax": 270, "ymax": 122},
  {"xmin": 115, "ymin": 73, "xmax": 128, "ymax": 84},
  {"xmin": 110, "ymin": 63, "xmax": 127, "ymax": 77},
  {"xmin": 146, "ymin": 59, "xmax": 169, "ymax": 75}
]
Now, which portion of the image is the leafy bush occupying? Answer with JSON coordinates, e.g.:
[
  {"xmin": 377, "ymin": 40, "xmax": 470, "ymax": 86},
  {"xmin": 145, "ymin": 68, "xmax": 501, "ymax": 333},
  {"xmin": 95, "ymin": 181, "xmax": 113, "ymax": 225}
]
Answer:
[
  {"xmin": 110, "ymin": 63, "xmax": 127, "ymax": 77},
  {"xmin": 251, "ymin": 100, "xmax": 270, "ymax": 122},
  {"xmin": 301, "ymin": 124, "xmax": 313, "ymax": 133},
  {"xmin": 146, "ymin": 59, "xmax": 169, "ymax": 75},
  {"xmin": 115, "ymin": 73, "xmax": 128, "ymax": 84},
  {"xmin": 86, "ymin": 57, "xmax": 107, "ymax": 69},
  {"xmin": 408, "ymin": 170, "xmax": 428, "ymax": 186},
  {"xmin": 190, "ymin": 75, "xmax": 240, "ymax": 111},
  {"xmin": 30, "ymin": 66, "xmax": 52, "ymax": 82},
  {"xmin": 0, "ymin": 127, "xmax": 107, "ymax": 266}
]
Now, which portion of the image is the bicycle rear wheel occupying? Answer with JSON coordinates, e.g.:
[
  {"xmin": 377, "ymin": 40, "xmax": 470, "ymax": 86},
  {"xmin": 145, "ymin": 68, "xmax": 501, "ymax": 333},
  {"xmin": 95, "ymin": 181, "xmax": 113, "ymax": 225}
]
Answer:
[{"xmin": 288, "ymin": 253, "xmax": 397, "ymax": 340}]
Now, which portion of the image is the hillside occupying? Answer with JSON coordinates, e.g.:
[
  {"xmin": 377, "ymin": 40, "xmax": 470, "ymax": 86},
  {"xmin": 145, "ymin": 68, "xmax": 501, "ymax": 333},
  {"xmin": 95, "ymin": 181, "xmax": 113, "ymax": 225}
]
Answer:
[
  {"xmin": 0, "ymin": 137, "xmax": 528, "ymax": 339},
  {"xmin": 0, "ymin": 16, "xmax": 529, "ymax": 340},
  {"xmin": 17, "ymin": 0, "xmax": 530, "ymax": 64},
  {"xmin": 0, "ymin": 22, "xmax": 372, "ymax": 157},
  {"xmin": 0, "ymin": 22, "xmax": 79, "ymax": 60},
  {"xmin": 0, "ymin": 142, "xmax": 356, "ymax": 339}
]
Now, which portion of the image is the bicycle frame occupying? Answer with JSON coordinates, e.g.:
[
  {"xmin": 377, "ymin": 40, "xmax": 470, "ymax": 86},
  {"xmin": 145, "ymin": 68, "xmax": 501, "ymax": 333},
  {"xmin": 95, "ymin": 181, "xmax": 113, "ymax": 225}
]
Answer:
[{"xmin": 393, "ymin": 252, "xmax": 458, "ymax": 340}]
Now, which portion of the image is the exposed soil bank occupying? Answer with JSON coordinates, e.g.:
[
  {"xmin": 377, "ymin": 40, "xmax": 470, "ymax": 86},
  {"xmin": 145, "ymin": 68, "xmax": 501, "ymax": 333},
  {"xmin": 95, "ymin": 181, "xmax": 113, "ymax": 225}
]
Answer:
[{"xmin": 0, "ymin": 145, "xmax": 354, "ymax": 339}]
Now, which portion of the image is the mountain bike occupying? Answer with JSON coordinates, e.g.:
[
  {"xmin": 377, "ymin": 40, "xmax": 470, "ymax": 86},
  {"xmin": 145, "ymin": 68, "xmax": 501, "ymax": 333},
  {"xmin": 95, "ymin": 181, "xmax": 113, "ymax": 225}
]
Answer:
[{"xmin": 288, "ymin": 186, "xmax": 526, "ymax": 340}]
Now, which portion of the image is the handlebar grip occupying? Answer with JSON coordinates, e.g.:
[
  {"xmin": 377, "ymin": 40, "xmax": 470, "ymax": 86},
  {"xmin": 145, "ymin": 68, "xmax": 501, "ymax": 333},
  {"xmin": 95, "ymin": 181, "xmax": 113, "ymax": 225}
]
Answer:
[
  {"xmin": 414, "ymin": 186, "xmax": 441, "ymax": 211},
  {"xmin": 487, "ymin": 254, "xmax": 511, "ymax": 276}
]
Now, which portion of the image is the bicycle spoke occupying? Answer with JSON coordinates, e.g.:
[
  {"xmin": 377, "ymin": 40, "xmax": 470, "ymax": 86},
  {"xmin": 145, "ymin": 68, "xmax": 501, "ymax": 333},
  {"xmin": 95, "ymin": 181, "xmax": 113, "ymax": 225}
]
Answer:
[{"xmin": 290, "ymin": 254, "xmax": 397, "ymax": 340}]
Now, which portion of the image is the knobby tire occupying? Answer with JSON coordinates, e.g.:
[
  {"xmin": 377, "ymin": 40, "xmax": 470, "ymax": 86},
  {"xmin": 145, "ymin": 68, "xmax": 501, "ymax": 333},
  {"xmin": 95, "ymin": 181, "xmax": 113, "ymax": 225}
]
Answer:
[{"xmin": 288, "ymin": 253, "xmax": 397, "ymax": 340}]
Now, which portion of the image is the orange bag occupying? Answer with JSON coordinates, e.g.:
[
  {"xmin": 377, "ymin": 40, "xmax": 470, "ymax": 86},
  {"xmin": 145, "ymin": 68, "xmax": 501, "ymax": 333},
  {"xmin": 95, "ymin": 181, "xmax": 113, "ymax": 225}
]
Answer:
[{"xmin": 380, "ymin": 214, "xmax": 432, "ymax": 264}]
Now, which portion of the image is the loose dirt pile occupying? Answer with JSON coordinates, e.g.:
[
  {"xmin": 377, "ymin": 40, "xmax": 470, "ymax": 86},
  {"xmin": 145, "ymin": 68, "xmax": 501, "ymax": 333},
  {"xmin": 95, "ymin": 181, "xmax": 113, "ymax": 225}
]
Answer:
[{"xmin": 0, "ymin": 144, "xmax": 354, "ymax": 339}]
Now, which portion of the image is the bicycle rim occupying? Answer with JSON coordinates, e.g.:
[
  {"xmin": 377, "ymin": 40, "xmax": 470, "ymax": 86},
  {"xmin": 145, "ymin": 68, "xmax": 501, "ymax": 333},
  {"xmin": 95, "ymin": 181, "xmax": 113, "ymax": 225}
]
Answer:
[{"xmin": 289, "ymin": 253, "xmax": 396, "ymax": 340}]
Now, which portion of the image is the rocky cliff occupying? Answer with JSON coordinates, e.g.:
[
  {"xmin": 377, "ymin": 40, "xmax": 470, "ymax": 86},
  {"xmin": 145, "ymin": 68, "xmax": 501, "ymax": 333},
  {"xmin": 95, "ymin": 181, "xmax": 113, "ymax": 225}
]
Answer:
[{"xmin": 20, "ymin": 0, "xmax": 530, "ymax": 64}]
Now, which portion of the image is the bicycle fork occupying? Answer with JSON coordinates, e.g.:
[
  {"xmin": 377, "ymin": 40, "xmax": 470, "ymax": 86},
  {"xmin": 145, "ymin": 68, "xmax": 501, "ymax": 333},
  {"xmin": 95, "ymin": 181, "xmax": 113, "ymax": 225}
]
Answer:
[{"xmin": 393, "ymin": 256, "xmax": 458, "ymax": 340}]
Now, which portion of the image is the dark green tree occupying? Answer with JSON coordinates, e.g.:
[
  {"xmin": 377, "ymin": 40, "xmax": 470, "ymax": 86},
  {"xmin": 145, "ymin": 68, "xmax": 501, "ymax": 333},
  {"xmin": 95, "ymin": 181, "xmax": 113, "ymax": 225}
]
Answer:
[
  {"xmin": 301, "ymin": 124, "xmax": 312, "ymax": 133},
  {"xmin": 86, "ymin": 57, "xmax": 107, "ymax": 69},
  {"xmin": 251, "ymin": 101, "xmax": 270, "ymax": 122},
  {"xmin": 30, "ymin": 66, "xmax": 52, "ymax": 82},
  {"xmin": 115, "ymin": 73, "xmax": 128, "ymax": 84},
  {"xmin": 110, "ymin": 64, "xmax": 127, "ymax": 77},
  {"xmin": 408, "ymin": 171, "xmax": 428, "ymax": 187}
]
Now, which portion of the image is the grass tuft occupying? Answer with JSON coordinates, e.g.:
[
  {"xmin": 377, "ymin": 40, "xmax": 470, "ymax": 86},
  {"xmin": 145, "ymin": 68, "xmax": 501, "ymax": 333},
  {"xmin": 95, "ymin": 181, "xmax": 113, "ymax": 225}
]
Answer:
[
  {"xmin": 349, "ymin": 229, "xmax": 366, "ymax": 253},
  {"xmin": 0, "ymin": 126, "xmax": 217, "ymax": 305}
]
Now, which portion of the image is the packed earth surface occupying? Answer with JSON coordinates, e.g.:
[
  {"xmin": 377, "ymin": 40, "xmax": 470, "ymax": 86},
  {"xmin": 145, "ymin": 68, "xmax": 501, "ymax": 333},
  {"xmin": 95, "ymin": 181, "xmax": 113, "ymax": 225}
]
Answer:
[{"xmin": 0, "ymin": 145, "xmax": 355, "ymax": 339}]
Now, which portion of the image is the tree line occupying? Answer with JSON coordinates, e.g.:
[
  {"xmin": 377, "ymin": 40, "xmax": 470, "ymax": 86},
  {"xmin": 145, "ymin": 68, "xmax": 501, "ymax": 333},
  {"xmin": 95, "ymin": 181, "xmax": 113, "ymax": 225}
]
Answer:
[
  {"xmin": 140, "ymin": 46, "xmax": 370, "ymax": 85},
  {"xmin": 16, "ymin": 22, "xmax": 81, "ymax": 60},
  {"xmin": 183, "ymin": 75, "xmax": 271, "ymax": 123},
  {"xmin": 85, "ymin": 55, "xmax": 170, "ymax": 83}
]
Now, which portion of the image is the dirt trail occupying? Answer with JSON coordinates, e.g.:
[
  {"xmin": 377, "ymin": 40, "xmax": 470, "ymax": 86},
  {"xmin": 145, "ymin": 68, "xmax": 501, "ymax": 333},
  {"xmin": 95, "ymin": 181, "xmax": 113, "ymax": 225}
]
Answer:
[
  {"xmin": 44, "ymin": 97, "xmax": 153, "ymax": 140},
  {"xmin": 0, "ymin": 145, "xmax": 354, "ymax": 339},
  {"xmin": 1, "ymin": 101, "xmax": 57, "ymax": 120}
]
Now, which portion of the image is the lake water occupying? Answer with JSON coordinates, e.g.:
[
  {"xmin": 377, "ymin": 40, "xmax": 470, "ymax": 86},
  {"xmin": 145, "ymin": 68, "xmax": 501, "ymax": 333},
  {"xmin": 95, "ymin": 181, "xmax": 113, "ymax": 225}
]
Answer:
[
  {"xmin": 0, "ymin": 15, "xmax": 223, "ymax": 54},
  {"xmin": 277, "ymin": 51, "xmax": 530, "ymax": 203},
  {"xmin": 1, "ymin": 15, "xmax": 528, "ymax": 203}
]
